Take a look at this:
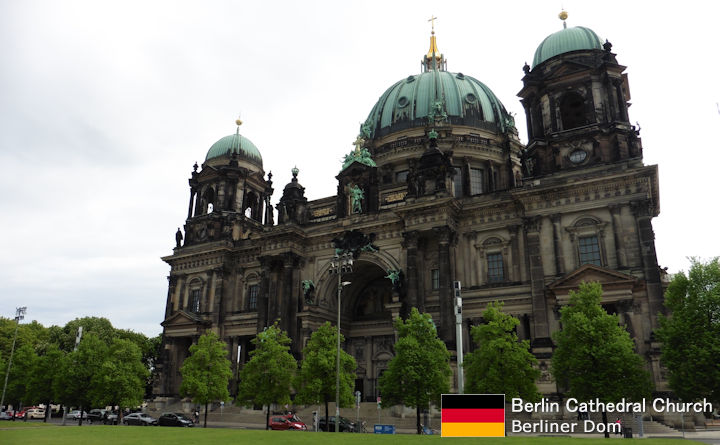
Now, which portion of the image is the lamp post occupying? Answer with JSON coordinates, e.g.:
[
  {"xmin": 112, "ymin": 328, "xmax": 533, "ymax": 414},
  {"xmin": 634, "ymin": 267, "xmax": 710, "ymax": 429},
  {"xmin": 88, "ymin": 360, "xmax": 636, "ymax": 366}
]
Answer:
[
  {"xmin": 1, "ymin": 307, "xmax": 27, "ymax": 412},
  {"xmin": 329, "ymin": 252, "xmax": 353, "ymax": 432}
]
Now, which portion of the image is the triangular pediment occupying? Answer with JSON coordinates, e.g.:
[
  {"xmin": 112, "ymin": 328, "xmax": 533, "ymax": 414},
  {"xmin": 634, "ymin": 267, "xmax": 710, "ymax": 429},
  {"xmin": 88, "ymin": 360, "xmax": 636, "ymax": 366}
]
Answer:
[
  {"xmin": 549, "ymin": 264, "xmax": 637, "ymax": 290},
  {"xmin": 161, "ymin": 310, "xmax": 206, "ymax": 328}
]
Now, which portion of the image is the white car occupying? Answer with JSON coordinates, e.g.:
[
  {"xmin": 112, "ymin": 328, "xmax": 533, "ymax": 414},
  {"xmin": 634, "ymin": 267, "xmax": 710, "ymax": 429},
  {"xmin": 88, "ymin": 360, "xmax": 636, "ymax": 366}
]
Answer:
[
  {"xmin": 27, "ymin": 408, "xmax": 45, "ymax": 419},
  {"xmin": 66, "ymin": 410, "xmax": 87, "ymax": 420}
]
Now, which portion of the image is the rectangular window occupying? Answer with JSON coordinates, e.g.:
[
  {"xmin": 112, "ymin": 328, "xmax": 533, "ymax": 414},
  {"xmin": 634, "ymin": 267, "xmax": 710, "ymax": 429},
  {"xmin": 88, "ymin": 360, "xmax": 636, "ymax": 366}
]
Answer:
[
  {"xmin": 431, "ymin": 269, "xmax": 439, "ymax": 290},
  {"xmin": 487, "ymin": 253, "xmax": 504, "ymax": 283},
  {"xmin": 453, "ymin": 166, "xmax": 463, "ymax": 197},
  {"xmin": 248, "ymin": 284, "xmax": 259, "ymax": 311},
  {"xmin": 578, "ymin": 235, "xmax": 602, "ymax": 266},
  {"xmin": 470, "ymin": 168, "xmax": 484, "ymax": 195},
  {"xmin": 396, "ymin": 170, "xmax": 409, "ymax": 183},
  {"xmin": 190, "ymin": 289, "xmax": 201, "ymax": 313}
]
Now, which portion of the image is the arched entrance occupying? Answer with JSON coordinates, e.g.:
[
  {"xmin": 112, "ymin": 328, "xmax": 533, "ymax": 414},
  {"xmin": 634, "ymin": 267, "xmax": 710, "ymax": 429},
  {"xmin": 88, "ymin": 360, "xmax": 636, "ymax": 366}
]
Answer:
[{"xmin": 338, "ymin": 259, "xmax": 398, "ymax": 401}]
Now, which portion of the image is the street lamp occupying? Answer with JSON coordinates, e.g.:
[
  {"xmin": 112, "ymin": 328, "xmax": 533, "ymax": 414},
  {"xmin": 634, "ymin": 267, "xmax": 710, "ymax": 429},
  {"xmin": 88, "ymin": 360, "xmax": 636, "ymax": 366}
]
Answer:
[
  {"xmin": 329, "ymin": 252, "xmax": 353, "ymax": 432},
  {"xmin": 1, "ymin": 307, "xmax": 27, "ymax": 412}
]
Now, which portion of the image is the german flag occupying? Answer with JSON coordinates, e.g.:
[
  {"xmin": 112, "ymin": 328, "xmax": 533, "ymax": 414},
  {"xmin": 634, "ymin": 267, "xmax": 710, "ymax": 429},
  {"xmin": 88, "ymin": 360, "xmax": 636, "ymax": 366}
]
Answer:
[{"xmin": 441, "ymin": 394, "xmax": 505, "ymax": 437}]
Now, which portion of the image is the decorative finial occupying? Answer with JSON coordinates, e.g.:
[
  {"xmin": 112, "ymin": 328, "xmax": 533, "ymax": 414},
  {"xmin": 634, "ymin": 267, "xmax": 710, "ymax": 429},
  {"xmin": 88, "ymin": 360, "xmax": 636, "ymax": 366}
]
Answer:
[
  {"xmin": 193, "ymin": 162, "xmax": 198, "ymax": 172},
  {"xmin": 428, "ymin": 15, "xmax": 437, "ymax": 35},
  {"xmin": 428, "ymin": 129, "xmax": 438, "ymax": 140},
  {"xmin": 559, "ymin": 10, "xmax": 568, "ymax": 29},
  {"xmin": 423, "ymin": 16, "xmax": 445, "ymax": 72},
  {"xmin": 291, "ymin": 166, "xmax": 299, "ymax": 178}
]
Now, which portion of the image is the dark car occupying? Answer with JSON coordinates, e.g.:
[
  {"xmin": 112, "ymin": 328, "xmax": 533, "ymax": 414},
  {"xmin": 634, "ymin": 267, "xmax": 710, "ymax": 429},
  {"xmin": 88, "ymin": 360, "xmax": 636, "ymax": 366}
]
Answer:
[
  {"xmin": 268, "ymin": 414, "xmax": 307, "ymax": 430},
  {"xmin": 318, "ymin": 416, "xmax": 355, "ymax": 432},
  {"xmin": 124, "ymin": 412, "xmax": 158, "ymax": 426},
  {"xmin": 87, "ymin": 409, "xmax": 108, "ymax": 423},
  {"xmin": 158, "ymin": 412, "xmax": 194, "ymax": 427}
]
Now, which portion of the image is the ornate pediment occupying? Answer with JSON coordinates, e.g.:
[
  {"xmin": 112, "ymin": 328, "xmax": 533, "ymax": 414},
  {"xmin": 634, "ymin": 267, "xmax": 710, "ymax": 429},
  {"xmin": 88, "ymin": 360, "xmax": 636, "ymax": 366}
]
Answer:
[
  {"xmin": 161, "ymin": 310, "xmax": 209, "ymax": 330},
  {"xmin": 548, "ymin": 264, "xmax": 638, "ymax": 304}
]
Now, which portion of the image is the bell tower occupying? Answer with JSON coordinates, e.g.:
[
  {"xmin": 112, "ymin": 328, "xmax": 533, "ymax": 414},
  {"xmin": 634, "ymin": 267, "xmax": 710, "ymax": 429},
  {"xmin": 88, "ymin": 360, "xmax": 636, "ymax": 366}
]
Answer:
[{"xmin": 518, "ymin": 12, "xmax": 643, "ymax": 177}]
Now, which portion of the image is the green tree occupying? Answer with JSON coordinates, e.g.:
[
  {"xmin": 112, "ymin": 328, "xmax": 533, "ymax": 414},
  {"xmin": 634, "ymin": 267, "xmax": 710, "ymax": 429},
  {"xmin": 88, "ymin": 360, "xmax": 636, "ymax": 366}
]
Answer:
[
  {"xmin": 294, "ymin": 321, "xmax": 356, "ymax": 431},
  {"xmin": 4, "ymin": 344, "xmax": 36, "ymax": 410},
  {"xmin": 657, "ymin": 258, "xmax": 720, "ymax": 404},
  {"xmin": 379, "ymin": 308, "xmax": 451, "ymax": 434},
  {"xmin": 54, "ymin": 333, "xmax": 108, "ymax": 426},
  {"xmin": 464, "ymin": 302, "xmax": 540, "ymax": 401},
  {"xmin": 552, "ymin": 281, "xmax": 652, "ymax": 437},
  {"xmin": 26, "ymin": 344, "xmax": 65, "ymax": 422},
  {"xmin": 179, "ymin": 331, "xmax": 232, "ymax": 428},
  {"xmin": 236, "ymin": 324, "xmax": 297, "ymax": 430},
  {"xmin": 90, "ymin": 338, "xmax": 148, "ymax": 423}
]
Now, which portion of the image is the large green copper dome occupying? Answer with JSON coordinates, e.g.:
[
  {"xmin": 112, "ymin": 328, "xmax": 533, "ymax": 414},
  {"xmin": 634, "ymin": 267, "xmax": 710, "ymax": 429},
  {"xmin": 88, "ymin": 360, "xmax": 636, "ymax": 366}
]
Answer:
[
  {"xmin": 532, "ymin": 26, "xmax": 603, "ymax": 68},
  {"xmin": 361, "ymin": 70, "xmax": 514, "ymax": 140},
  {"xmin": 205, "ymin": 131, "xmax": 262, "ymax": 167}
]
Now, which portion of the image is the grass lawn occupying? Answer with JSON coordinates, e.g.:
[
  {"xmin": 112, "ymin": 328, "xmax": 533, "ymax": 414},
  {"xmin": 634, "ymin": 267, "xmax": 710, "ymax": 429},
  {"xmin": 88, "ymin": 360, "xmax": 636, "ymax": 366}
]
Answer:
[{"xmin": 0, "ymin": 426, "xmax": 692, "ymax": 445}]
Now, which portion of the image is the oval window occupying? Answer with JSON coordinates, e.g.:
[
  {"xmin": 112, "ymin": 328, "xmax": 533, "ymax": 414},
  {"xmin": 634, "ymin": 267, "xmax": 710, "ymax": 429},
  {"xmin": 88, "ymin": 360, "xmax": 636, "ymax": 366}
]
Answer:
[
  {"xmin": 465, "ymin": 93, "xmax": 477, "ymax": 104},
  {"xmin": 397, "ymin": 96, "xmax": 409, "ymax": 108},
  {"xmin": 569, "ymin": 149, "xmax": 587, "ymax": 164},
  {"xmin": 406, "ymin": 75, "xmax": 415, "ymax": 83}
]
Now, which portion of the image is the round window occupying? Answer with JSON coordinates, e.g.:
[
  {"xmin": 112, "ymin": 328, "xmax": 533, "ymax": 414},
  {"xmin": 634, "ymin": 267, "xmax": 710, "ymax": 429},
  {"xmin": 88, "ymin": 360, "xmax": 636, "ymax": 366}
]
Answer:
[
  {"xmin": 397, "ymin": 96, "xmax": 409, "ymax": 108},
  {"xmin": 465, "ymin": 93, "xmax": 477, "ymax": 104},
  {"xmin": 569, "ymin": 149, "xmax": 587, "ymax": 164}
]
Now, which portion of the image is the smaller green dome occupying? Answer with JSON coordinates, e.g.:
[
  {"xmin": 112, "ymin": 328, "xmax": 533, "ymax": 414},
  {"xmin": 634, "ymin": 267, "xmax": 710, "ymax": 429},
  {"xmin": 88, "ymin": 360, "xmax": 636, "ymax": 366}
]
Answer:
[
  {"xmin": 532, "ymin": 26, "xmax": 602, "ymax": 68},
  {"xmin": 205, "ymin": 132, "xmax": 262, "ymax": 166}
]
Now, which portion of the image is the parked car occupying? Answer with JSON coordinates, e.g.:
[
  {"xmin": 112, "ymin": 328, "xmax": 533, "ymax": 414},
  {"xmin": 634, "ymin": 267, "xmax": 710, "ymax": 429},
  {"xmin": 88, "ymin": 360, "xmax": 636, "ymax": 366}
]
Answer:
[
  {"xmin": 318, "ymin": 416, "xmax": 355, "ymax": 432},
  {"xmin": 66, "ymin": 410, "xmax": 87, "ymax": 420},
  {"xmin": 26, "ymin": 408, "xmax": 45, "ymax": 419},
  {"xmin": 268, "ymin": 414, "xmax": 307, "ymax": 430},
  {"xmin": 158, "ymin": 412, "xmax": 194, "ymax": 427},
  {"xmin": 87, "ymin": 409, "xmax": 107, "ymax": 423},
  {"xmin": 124, "ymin": 412, "xmax": 158, "ymax": 426},
  {"xmin": 0, "ymin": 411, "xmax": 13, "ymax": 420},
  {"xmin": 105, "ymin": 412, "xmax": 118, "ymax": 425}
]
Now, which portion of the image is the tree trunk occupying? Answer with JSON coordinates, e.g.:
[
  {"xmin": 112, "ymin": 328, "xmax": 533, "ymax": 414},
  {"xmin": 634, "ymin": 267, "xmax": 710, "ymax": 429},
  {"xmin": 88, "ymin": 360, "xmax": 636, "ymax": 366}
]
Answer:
[
  {"xmin": 266, "ymin": 405, "xmax": 271, "ymax": 430},
  {"xmin": 324, "ymin": 397, "xmax": 329, "ymax": 432},
  {"xmin": 78, "ymin": 404, "xmax": 83, "ymax": 426},
  {"xmin": 601, "ymin": 410, "xmax": 609, "ymax": 438},
  {"xmin": 44, "ymin": 399, "xmax": 51, "ymax": 423},
  {"xmin": 416, "ymin": 406, "xmax": 422, "ymax": 434},
  {"xmin": 203, "ymin": 402, "xmax": 208, "ymax": 428}
]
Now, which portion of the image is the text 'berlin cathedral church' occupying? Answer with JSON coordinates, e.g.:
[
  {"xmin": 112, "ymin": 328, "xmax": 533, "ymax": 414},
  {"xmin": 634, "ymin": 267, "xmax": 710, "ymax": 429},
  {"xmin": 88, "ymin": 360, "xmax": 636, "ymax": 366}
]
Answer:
[{"xmin": 153, "ymin": 14, "xmax": 666, "ymax": 403}]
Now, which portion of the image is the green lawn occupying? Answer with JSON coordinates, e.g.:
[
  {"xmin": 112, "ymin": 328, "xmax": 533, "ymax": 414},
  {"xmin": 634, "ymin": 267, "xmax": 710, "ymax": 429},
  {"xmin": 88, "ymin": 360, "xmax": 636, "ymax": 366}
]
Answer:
[{"xmin": 0, "ymin": 426, "xmax": 693, "ymax": 445}]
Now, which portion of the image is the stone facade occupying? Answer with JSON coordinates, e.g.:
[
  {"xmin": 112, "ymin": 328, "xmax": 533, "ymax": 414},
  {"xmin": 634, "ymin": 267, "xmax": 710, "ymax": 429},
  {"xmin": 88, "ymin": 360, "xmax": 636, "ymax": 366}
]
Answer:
[{"xmin": 154, "ymin": 28, "xmax": 667, "ymax": 402}]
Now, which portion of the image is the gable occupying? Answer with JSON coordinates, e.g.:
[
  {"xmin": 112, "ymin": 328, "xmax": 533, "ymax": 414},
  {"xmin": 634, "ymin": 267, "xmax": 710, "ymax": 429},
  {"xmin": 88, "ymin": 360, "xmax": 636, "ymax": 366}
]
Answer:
[{"xmin": 548, "ymin": 264, "xmax": 639, "ymax": 304}]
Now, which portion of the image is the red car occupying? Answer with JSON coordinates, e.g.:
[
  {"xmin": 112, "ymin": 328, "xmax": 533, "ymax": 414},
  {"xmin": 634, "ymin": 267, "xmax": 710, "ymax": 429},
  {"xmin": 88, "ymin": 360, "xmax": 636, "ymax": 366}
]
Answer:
[{"xmin": 268, "ymin": 413, "xmax": 307, "ymax": 430}]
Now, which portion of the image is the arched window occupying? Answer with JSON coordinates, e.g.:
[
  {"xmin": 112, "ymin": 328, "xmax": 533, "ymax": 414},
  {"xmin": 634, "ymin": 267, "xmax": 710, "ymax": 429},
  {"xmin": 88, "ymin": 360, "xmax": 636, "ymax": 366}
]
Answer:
[
  {"xmin": 202, "ymin": 188, "xmax": 215, "ymax": 214},
  {"xmin": 559, "ymin": 92, "xmax": 588, "ymax": 130}
]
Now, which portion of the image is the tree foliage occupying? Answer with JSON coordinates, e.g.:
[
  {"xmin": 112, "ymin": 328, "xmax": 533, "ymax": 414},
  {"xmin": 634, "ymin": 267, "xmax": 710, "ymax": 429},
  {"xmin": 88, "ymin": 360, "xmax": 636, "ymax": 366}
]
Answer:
[
  {"xmin": 26, "ymin": 344, "xmax": 65, "ymax": 418},
  {"xmin": 4, "ymin": 344, "xmax": 36, "ymax": 407},
  {"xmin": 90, "ymin": 339, "xmax": 148, "ymax": 411},
  {"xmin": 657, "ymin": 258, "xmax": 720, "ymax": 404},
  {"xmin": 180, "ymin": 331, "xmax": 232, "ymax": 427},
  {"xmin": 464, "ymin": 302, "xmax": 540, "ymax": 401},
  {"xmin": 54, "ymin": 333, "xmax": 108, "ymax": 424},
  {"xmin": 236, "ymin": 324, "xmax": 297, "ymax": 429},
  {"xmin": 294, "ymin": 322, "xmax": 356, "ymax": 429},
  {"xmin": 552, "ymin": 282, "xmax": 652, "ymax": 436},
  {"xmin": 379, "ymin": 308, "xmax": 451, "ymax": 434}
]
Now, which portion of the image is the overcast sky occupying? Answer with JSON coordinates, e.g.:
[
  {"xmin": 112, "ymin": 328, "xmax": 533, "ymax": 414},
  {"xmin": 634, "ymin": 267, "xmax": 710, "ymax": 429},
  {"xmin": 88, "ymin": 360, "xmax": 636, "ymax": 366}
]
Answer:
[{"xmin": 1, "ymin": 0, "xmax": 718, "ymax": 337}]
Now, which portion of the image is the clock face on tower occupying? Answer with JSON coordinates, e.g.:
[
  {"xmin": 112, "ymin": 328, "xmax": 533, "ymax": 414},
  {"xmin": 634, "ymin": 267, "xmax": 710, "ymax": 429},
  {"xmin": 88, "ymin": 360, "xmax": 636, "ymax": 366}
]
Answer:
[{"xmin": 569, "ymin": 149, "xmax": 587, "ymax": 164}]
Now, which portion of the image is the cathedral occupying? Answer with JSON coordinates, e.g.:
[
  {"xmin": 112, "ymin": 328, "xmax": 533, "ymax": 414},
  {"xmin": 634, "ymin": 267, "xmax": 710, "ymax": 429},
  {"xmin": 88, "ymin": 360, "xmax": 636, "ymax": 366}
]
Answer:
[{"xmin": 154, "ymin": 15, "xmax": 666, "ymax": 403}]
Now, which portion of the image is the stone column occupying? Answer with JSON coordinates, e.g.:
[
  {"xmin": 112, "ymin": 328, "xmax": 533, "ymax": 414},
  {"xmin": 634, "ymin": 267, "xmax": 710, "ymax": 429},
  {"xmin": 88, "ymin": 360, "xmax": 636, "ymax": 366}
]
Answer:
[
  {"xmin": 403, "ymin": 231, "xmax": 420, "ymax": 314},
  {"xmin": 523, "ymin": 217, "xmax": 550, "ymax": 341},
  {"xmin": 257, "ymin": 257, "xmax": 271, "ymax": 331},
  {"xmin": 508, "ymin": 225, "xmax": 521, "ymax": 282},
  {"xmin": 187, "ymin": 189, "xmax": 195, "ymax": 219},
  {"xmin": 435, "ymin": 226, "xmax": 454, "ymax": 344},
  {"xmin": 631, "ymin": 200, "xmax": 665, "ymax": 329},
  {"xmin": 165, "ymin": 276, "xmax": 177, "ymax": 319},
  {"xmin": 550, "ymin": 214, "xmax": 564, "ymax": 275},
  {"xmin": 609, "ymin": 205, "xmax": 626, "ymax": 269},
  {"xmin": 282, "ymin": 253, "xmax": 300, "ymax": 355}
]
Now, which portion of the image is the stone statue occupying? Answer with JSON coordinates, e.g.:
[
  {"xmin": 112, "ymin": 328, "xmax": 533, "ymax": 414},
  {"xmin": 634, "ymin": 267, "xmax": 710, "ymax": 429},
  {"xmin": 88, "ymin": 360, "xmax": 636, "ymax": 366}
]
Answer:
[
  {"xmin": 385, "ymin": 269, "xmax": 403, "ymax": 293},
  {"xmin": 301, "ymin": 279, "xmax": 315, "ymax": 304},
  {"xmin": 175, "ymin": 228, "xmax": 183, "ymax": 248},
  {"xmin": 350, "ymin": 185, "xmax": 364, "ymax": 214}
]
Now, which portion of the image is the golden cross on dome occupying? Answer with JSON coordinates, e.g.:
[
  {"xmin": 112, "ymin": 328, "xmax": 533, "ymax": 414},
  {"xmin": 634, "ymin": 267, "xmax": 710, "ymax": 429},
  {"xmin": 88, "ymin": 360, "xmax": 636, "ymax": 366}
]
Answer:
[{"xmin": 428, "ymin": 15, "xmax": 437, "ymax": 34}]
